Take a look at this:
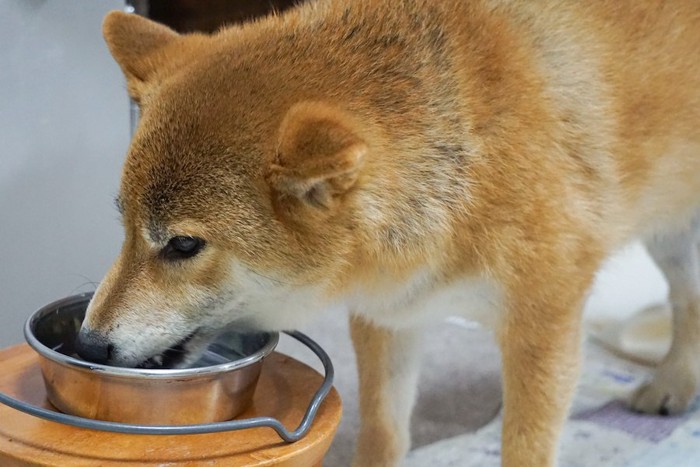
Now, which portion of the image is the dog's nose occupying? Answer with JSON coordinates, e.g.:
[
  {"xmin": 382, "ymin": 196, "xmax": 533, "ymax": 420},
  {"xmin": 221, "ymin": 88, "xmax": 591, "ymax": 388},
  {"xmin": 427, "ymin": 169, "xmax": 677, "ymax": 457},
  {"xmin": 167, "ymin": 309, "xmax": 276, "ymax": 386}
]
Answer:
[{"xmin": 75, "ymin": 329, "xmax": 113, "ymax": 364}]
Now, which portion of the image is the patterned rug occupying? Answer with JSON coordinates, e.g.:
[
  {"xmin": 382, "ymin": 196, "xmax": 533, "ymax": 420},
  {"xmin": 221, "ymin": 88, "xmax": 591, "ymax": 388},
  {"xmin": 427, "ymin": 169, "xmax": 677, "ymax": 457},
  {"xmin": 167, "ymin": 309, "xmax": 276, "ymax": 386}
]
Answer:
[{"xmin": 406, "ymin": 339, "xmax": 700, "ymax": 466}]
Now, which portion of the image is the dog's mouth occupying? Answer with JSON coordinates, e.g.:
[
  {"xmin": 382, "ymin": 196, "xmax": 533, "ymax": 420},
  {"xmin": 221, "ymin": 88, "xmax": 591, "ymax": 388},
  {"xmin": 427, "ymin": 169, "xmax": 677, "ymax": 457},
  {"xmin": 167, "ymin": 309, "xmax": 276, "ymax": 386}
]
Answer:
[{"xmin": 136, "ymin": 332, "xmax": 197, "ymax": 369}]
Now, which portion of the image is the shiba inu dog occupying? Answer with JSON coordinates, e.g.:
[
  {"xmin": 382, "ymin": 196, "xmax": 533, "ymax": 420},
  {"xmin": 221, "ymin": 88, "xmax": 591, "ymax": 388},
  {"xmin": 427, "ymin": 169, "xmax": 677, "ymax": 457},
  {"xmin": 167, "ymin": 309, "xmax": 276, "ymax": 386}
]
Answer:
[{"xmin": 75, "ymin": 1, "xmax": 700, "ymax": 465}]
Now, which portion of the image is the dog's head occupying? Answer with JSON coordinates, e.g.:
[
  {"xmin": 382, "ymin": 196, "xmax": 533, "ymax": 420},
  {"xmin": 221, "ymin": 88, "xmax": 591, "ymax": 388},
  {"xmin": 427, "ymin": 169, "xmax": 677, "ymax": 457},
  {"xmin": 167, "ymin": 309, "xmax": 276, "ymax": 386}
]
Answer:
[{"xmin": 77, "ymin": 12, "xmax": 370, "ymax": 367}]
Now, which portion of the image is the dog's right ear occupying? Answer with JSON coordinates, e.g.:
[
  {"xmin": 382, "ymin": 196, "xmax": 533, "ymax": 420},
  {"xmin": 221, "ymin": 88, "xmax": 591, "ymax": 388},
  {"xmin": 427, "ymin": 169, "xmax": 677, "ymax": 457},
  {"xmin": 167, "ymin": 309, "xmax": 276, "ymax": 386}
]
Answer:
[
  {"xmin": 102, "ymin": 11, "xmax": 180, "ymax": 102},
  {"xmin": 266, "ymin": 102, "xmax": 367, "ymax": 214}
]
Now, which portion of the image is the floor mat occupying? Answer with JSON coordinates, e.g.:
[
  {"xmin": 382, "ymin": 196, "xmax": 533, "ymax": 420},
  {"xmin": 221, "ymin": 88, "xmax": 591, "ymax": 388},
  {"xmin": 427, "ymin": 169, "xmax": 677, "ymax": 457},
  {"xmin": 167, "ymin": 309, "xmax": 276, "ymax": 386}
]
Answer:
[{"xmin": 406, "ymin": 340, "xmax": 700, "ymax": 466}]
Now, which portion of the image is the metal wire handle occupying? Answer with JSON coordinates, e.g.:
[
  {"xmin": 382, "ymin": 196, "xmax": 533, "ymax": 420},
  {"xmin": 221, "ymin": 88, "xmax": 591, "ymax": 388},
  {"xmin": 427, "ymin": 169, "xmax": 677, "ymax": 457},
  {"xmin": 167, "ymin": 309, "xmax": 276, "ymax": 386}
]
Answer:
[{"xmin": 0, "ymin": 330, "xmax": 334, "ymax": 443}]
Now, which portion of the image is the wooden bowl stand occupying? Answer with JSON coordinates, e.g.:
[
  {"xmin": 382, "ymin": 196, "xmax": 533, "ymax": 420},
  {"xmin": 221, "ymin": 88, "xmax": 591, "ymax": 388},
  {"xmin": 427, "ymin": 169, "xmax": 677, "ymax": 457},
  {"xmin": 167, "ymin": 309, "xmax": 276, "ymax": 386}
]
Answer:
[{"xmin": 0, "ymin": 345, "xmax": 341, "ymax": 466}]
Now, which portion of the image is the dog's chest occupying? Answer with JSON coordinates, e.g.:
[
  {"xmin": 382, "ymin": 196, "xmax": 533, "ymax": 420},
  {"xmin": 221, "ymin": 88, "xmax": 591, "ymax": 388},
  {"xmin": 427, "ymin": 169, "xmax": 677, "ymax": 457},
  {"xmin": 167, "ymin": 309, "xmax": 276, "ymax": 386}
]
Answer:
[{"xmin": 350, "ymin": 271, "xmax": 504, "ymax": 330}]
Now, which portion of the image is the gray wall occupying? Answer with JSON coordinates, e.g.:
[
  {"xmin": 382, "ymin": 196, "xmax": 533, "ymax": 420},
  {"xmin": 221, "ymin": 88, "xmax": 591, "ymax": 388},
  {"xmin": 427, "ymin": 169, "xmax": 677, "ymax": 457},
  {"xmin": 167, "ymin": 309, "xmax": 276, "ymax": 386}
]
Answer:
[{"xmin": 0, "ymin": 0, "xmax": 128, "ymax": 346}]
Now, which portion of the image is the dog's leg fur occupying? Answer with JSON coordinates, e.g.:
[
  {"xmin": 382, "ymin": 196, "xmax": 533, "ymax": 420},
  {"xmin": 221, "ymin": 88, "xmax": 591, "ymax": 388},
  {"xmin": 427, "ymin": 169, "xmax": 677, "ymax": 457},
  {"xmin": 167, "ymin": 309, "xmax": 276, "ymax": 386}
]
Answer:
[
  {"xmin": 350, "ymin": 314, "xmax": 422, "ymax": 467},
  {"xmin": 499, "ymin": 281, "xmax": 589, "ymax": 467},
  {"xmin": 632, "ymin": 221, "xmax": 700, "ymax": 415}
]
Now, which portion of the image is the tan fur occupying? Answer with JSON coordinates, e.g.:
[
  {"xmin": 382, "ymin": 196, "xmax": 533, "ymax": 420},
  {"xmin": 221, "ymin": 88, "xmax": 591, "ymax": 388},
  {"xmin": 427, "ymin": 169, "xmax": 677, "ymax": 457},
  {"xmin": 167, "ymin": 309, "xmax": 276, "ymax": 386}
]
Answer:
[{"xmin": 83, "ymin": 1, "xmax": 700, "ymax": 465}]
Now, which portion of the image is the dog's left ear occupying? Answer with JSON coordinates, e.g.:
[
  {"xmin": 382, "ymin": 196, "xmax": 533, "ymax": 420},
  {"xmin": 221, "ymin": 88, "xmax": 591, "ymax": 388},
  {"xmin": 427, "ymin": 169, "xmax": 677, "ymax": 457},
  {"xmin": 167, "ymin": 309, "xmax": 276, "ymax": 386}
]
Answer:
[
  {"xmin": 102, "ymin": 11, "xmax": 181, "ymax": 102},
  {"xmin": 267, "ymin": 102, "xmax": 367, "ymax": 209}
]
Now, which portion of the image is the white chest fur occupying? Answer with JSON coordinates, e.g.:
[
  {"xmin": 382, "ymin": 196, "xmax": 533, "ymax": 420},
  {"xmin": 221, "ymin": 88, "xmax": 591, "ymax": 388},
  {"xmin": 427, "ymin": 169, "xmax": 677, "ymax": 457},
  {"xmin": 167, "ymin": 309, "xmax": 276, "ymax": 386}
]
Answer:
[{"xmin": 348, "ymin": 271, "xmax": 504, "ymax": 331}]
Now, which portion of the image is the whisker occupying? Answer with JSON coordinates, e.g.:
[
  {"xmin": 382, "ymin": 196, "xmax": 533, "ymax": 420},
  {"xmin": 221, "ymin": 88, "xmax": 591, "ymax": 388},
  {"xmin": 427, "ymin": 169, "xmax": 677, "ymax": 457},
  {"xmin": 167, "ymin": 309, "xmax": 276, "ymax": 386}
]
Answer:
[{"xmin": 68, "ymin": 277, "xmax": 100, "ymax": 295}]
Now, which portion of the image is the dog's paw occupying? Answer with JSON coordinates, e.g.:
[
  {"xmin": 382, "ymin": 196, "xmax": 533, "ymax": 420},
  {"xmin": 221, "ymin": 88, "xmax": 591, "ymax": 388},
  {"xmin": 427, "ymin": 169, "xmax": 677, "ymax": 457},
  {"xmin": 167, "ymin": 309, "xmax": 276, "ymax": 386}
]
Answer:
[{"xmin": 630, "ymin": 363, "xmax": 698, "ymax": 415}]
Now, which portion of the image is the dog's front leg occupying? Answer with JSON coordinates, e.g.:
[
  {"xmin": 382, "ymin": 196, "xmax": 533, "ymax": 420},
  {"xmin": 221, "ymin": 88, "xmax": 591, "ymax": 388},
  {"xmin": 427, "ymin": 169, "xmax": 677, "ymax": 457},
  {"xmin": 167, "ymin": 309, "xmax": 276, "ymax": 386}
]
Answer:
[
  {"xmin": 350, "ymin": 314, "xmax": 422, "ymax": 467},
  {"xmin": 499, "ymin": 277, "xmax": 591, "ymax": 467}
]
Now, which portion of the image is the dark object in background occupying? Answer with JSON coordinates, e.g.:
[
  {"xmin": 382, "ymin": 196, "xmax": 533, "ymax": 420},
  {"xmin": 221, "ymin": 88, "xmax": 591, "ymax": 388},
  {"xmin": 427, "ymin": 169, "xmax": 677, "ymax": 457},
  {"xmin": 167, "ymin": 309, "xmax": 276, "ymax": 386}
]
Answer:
[{"xmin": 127, "ymin": 0, "xmax": 306, "ymax": 33}]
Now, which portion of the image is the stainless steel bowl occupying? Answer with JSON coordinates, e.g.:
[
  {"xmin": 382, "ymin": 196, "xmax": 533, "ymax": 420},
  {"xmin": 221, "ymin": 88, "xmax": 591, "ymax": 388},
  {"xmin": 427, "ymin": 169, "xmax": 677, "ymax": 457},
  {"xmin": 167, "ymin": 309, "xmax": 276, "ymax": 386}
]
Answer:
[{"xmin": 24, "ymin": 294, "xmax": 278, "ymax": 425}]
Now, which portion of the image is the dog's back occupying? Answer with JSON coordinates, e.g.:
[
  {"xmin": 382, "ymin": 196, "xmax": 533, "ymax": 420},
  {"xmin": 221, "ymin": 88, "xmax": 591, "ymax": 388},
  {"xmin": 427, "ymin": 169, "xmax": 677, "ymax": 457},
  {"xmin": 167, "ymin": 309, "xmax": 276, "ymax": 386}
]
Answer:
[
  {"xmin": 437, "ymin": 0, "xmax": 700, "ymax": 245},
  {"xmin": 213, "ymin": 0, "xmax": 700, "ymax": 252}
]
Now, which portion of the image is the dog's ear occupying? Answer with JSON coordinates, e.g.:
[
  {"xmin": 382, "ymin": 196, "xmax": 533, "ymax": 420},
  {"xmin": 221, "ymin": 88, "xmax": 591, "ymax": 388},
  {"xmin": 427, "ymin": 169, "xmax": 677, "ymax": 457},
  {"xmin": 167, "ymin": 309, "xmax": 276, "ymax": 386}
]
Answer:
[
  {"xmin": 267, "ymin": 102, "xmax": 367, "ymax": 210},
  {"xmin": 102, "ymin": 11, "xmax": 180, "ymax": 102}
]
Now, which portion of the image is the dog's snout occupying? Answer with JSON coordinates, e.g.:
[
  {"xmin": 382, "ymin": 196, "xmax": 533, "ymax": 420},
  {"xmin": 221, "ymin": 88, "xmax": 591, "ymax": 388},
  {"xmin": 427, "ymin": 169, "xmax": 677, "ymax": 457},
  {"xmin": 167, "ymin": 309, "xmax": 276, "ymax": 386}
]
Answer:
[{"xmin": 75, "ymin": 329, "xmax": 114, "ymax": 364}]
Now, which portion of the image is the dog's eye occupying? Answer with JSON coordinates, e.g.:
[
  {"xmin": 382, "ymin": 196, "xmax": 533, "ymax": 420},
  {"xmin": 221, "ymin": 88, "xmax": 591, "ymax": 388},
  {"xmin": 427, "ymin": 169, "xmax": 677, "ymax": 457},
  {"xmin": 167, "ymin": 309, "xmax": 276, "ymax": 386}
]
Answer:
[{"xmin": 161, "ymin": 236, "xmax": 205, "ymax": 261}]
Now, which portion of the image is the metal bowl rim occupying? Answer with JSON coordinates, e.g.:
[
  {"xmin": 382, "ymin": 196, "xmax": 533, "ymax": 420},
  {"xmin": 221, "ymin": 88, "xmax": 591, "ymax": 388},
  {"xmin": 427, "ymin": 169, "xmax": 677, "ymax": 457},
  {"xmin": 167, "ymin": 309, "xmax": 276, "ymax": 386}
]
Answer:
[{"xmin": 24, "ymin": 293, "xmax": 279, "ymax": 379}]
